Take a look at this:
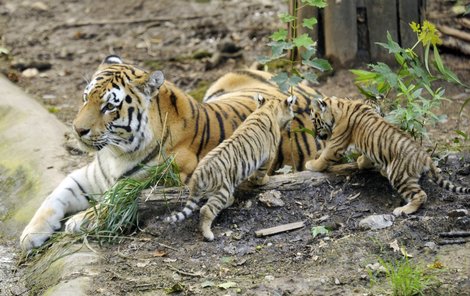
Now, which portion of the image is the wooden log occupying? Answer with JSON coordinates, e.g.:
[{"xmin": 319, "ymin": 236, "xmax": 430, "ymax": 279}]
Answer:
[
  {"xmin": 398, "ymin": 0, "xmax": 422, "ymax": 56},
  {"xmin": 255, "ymin": 221, "xmax": 306, "ymax": 237},
  {"xmin": 365, "ymin": 0, "xmax": 399, "ymax": 62},
  {"xmin": 323, "ymin": 0, "xmax": 357, "ymax": 66}
]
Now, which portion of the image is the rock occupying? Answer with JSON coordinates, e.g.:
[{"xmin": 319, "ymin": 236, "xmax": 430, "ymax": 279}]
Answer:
[
  {"xmin": 30, "ymin": 1, "xmax": 49, "ymax": 11},
  {"xmin": 21, "ymin": 68, "xmax": 39, "ymax": 78},
  {"xmin": 258, "ymin": 190, "xmax": 284, "ymax": 208},
  {"xmin": 366, "ymin": 262, "xmax": 386, "ymax": 274},
  {"xmin": 359, "ymin": 214, "xmax": 395, "ymax": 230},
  {"xmin": 448, "ymin": 209, "xmax": 469, "ymax": 218},
  {"xmin": 334, "ymin": 278, "xmax": 340, "ymax": 285},
  {"xmin": 265, "ymin": 275, "xmax": 275, "ymax": 282},
  {"xmin": 423, "ymin": 241, "xmax": 438, "ymax": 252}
]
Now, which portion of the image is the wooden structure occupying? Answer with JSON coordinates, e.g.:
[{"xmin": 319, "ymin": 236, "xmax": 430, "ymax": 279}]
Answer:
[{"xmin": 293, "ymin": 0, "xmax": 424, "ymax": 67}]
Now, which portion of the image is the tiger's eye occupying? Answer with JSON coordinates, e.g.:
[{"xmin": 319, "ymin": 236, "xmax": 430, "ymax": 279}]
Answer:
[{"xmin": 105, "ymin": 103, "xmax": 115, "ymax": 110}]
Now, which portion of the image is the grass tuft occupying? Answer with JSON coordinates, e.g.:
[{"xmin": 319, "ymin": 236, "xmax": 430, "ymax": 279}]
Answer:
[
  {"xmin": 84, "ymin": 156, "xmax": 181, "ymax": 244},
  {"xmin": 378, "ymin": 257, "xmax": 435, "ymax": 296}
]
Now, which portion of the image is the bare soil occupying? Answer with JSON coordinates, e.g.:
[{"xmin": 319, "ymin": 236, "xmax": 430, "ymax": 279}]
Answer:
[{"xmin": 1, "ymin": 0, "xmax": 470, "ymax": 295}]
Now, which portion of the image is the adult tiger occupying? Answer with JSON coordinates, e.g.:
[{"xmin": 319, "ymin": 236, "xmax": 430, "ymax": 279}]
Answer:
[{"xmin": 20, "ymin": 55, "xmax": 322, "ymax": 251}]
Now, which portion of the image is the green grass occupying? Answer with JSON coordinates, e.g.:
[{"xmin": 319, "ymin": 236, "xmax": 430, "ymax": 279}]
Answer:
[
  {"xmin": 377, "ymin": 257, "xmax": 435, "ymax": 296},
  {"xmin": 84, "ymin": 156, "xmax": 181, "ymax": 244}
]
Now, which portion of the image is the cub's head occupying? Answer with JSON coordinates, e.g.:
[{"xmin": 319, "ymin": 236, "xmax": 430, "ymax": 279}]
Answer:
[
  {"xmin": 73, "ymin": 55, "xmax": 164, "ymax": 153},
  {"xmin": 310, "ymin": 97, "xmax": 334, "ymax": 140},
  {"xmin": 253, "ymin": 93, "xmax": 297, "ymax": 129}
]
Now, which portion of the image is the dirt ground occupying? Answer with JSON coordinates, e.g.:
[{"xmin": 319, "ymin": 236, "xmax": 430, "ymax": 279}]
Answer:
[{"xmin": 1, "ymin": 0, "xmax": 470, "ymax": 295}]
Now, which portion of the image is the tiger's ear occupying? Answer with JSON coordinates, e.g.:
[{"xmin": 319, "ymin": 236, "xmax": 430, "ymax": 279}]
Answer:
[
  {"xmin": 143, "ymin": 70, "xmax": 165, "ymax": 96},
  {"xmin": 285, "ymin": 95, "xmax": 297, "ymax": 107},
  {"xmin": 253, "ymin": 93, "xmax": 265, "ymax": 107},
  {"xmin": 102, "ymin": 55, "xmax": 123, "ymax": 64},
  {"xmin": 312, "ymin": 98, "xmax": 327, "ymax": 112}
]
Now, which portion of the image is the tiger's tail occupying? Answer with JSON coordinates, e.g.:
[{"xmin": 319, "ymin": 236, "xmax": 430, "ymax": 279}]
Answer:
[
  {"xmin": 164, "ymin": 196, "xmax": 199, "ymax": 223},
  {"xmin": 429, "ymin": 162, "xmax": 470, "ymax": 194}
]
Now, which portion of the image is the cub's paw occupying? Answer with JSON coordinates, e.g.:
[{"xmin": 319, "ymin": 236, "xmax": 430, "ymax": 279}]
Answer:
[
  {"xmin": 65, "ymin": 210, "xmax": 95, "ymax": 233},
  {"xmin": 248, "ymin": 174, "xmax": 269, "ymax": 186},
  {"xmin": 20, "ymin": 218, "xmax": 60, "ymax": 251},
  {"xmin": 305, "ymin": 159, "xmax": 327, "ymax": 172},
  {"xmin": 393, "ymin": 204, "xmax": 418, "ymax": 217}
]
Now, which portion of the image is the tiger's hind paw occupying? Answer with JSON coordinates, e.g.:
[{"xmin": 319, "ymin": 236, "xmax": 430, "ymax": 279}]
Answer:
[
  {"xmin": 305, "ymin": 159, "xmax": 328, "ymax": 172},
  {"xmin": 393, "ymin": 205, "xmax": 419, "ymax": 217}
]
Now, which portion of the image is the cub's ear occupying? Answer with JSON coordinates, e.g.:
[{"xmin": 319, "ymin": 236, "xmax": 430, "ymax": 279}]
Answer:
[
  {"xmin": 285, "ymin": 95, "xmax": 297, "ymax": 107},
  {"xmin": 143, "ymin": 70, "xmax": 165, "ymax": 96},
  {"xmin": 312, "ymin": 98, "xmax": 327, "ymax": 112},
  {"xmin": 253, "ymin": 93, "xmax": 265, "ymax": 107},
  {"xmin": 102, "ymin": 55, "xmax": 123, "ymax": 65}
]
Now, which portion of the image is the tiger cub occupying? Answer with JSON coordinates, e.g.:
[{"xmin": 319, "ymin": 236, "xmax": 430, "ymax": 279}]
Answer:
[
  {"xmin": 305, "ymin": 96, "xmax": 470, "ymax": 216},
  {"xmin": 165, "ymin": 94, "xmax": 297, "ymax": 240}
]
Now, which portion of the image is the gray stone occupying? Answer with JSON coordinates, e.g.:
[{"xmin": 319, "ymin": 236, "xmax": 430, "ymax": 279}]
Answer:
[
  {"xmin": 359, "ymin": 214, "xmax": 395, "ymax": 230},
  {"xmin": 258, "ymin": 190, "xmax": 285, "ymax": 208}
]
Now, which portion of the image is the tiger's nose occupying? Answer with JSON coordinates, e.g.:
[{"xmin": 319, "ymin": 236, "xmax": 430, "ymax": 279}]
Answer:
[{"xmin": 74, "ymin": 127, "xmax": 90, "ymax": 137}]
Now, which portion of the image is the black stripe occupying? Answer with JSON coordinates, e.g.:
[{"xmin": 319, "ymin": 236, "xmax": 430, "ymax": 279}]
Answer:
[
  {"xmin": 121, "ymin": 144, "xmax": 161, "ymax": 178},
  {"xmin": 169, "ymin": 90, "xmax": 179, "ymax": 115}
]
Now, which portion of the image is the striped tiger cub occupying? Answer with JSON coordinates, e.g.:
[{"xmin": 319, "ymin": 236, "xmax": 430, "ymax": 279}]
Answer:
[
  {"xmin": 305, "ymin": 96, "xmax": 470, "ymax": 216},
  {"xmin": 165, "ymin": 94, "xmax": 297, "ymax": 241}
]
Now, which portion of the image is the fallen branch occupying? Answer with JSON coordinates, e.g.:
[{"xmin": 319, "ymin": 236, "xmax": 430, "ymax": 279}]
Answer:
[
  {"xmin": 255, "ymin": 221, "xmax": 305, "ymax": 237},
  {"xmin": 437, "ymin": 24, "xmax": 470, "ymax": 43},
  {"xmin": 438, "ymin": 239, "xmax": 468, "ymax": 245},
  {"xmin": 166, "ymin": 264, "xmax": 203, "ymax": 277},
  {"xmin": 439, "ymin": 231, "xmax": 470, "ymax": 238},
  {"xmin": 50, "ymin": 14, "xmax": 222, "ymax": 31}
]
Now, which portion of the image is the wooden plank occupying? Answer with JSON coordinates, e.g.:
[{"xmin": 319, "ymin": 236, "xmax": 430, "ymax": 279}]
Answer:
[
  {"xmin": 398, "ymin": 0, "xmax": 422, "ymax": 56},
  {"xmin": 323, "ymin": 0, "xmax": 357, "ymax": 66},
  {"xmin": 365, "ymin": 0, "xmax": 399, "ymax": 62},
  {"xmin": 255, "ymin": 221, "xmax": 305, "ymax": 237}
]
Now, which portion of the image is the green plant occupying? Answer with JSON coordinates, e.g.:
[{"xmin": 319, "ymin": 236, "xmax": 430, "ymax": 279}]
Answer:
[
  {"xmin": 84, "ymin": 156, "xmax": 181, "ymax": 244},
  {"xmin": 351, "ymin": 20, "xmax": 467, "ymax": 141},
  {"xmin": 258, "ymin": 0, "xmax": 331, "ymax": 93},
  {"xmin": 378, "ymin": 257, "xmax": 434, "ymax": 296}
]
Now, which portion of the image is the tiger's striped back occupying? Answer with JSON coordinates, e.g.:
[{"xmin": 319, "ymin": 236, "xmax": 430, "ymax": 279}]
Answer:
[
  {"xmin": 165, "ymin": 94, "xmax": 297, "ymax": 241},
  {"xmin": 307, "ymin": 97, "xmax": 470, "ymax": 216}
]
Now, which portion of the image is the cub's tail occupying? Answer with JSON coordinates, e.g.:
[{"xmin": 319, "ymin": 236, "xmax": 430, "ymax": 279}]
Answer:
[
  {"xmin": 164, "ymin": 198, "xmax": 199, "ymax": 223},
  {"xmin": 429, "ymin": 164, "xmax": 470, "ymax": 194}
]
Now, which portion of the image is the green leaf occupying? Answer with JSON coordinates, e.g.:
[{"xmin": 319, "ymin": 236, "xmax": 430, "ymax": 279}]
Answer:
[
  {"xmin": 288, "ymin": 74, "xmax": 303, "ymax": 88},
  {"xmin": 350, "ymin": 69, "xmax": 377, "ymax": 82},
  {"xmin": 455, "ymin": 130, "xmax": 469, "ymax": 141},
  {"xmin": 301, "ymin": 46, "xmax": 317, "ymax": 61},
  {"xmin": 271, "ymin": 29, "xmax": 288, "ymax": 42},
  {"xmin": 271, "ymin": 72, "xmax": 289, "ymax": 92},
  {"xmin": 301, "ymin": 0, "xmax": 328, "ymax": 8},
  {"xmin": 302, "ymin": 72, "xmax": 319, "ymax": 84},
  {"xmin": 311, "ymin": 225, "xmax": 329, "ymax": 239},
  {"xmin": 269, "ymin": 41, "xmax": 295, "ymax": 57},
  {"xmin": 303, "ymin": 58, "xmax": 332, "ymax": 72},
  {"xmin": 376, "ymin": 32, "xmax": 402, "ymax": 54},
  {"xmin": 460, "ymin": 97, "xmax": 470, "ymax": 117},
  {"xmin": 293, "ymin": 33, "xmax": 315, "ymax": 49},
  {"xmin": 302, "ymin": 17, "xmax": 318, "ymax": 29},
  {"xmin": 424, "ymin": 44, "xmax": 431, "ymax": 74},
  {"xmin": 278, "ymin": 12, "xmax": 296, "ymax": 23},
  {"xmin": 218, "ymin": 281, "xmax": 237, "ymax": 290},
  {"xmin": 292, "ymin": 127, "xmax": 316, "ymax": 137}
]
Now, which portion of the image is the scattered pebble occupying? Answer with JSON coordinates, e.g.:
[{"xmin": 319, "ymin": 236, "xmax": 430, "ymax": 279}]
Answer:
[
  {"xmin": 22, "ymin": 68, "xmax": 39, "ymax": 78},
  {"xmin": 366, "ymin": 262, "xmax": 386, "ymax": 273},
  {"xmin": 264, "ymin": 275, "xmax": 275, "ymax": 282},
  {"xmin": 334, "ymin": 278, "xmax": 340, "ymax": 285},
  {"xmin": 30, "ymin": 1, "xmax": 49, "ymax": 11},
  {"xmin": 423, "ymin": 241, "xmax": 438, "ymax": 251},
  {"xmin": 258, "ymin": 190, "xmax": 285, "ymax": 208},
  {"xmin": 359, "ymin": 214, "xmax": 395, "ymax": 230},
  {"xmin": 448, "ymin": 209, "xmax": 468, "ymax": 218}
]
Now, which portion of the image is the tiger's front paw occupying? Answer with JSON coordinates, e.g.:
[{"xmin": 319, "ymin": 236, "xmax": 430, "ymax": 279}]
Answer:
[
  {"xmin": 248, "ymin": 174, "xmax": 269, "ymax": 186},
  {"xmin": 20, "ymin": 215, "xmax": 61, "ymax": 251},
  {"xmin": 305, "ymin": 159, "xmax": 328, "ymax": 172},
  {"xmin": 65, "ymin": 209, "xmax": 96, "ymax": 233}
]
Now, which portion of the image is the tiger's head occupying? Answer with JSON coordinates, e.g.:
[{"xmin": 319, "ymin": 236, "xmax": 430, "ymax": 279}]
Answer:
[
  {"xmin": 73, "ymin": 55, "xmax": 164, "ymax": 153},
  {"xmin": 310, "ymin": 97, "xmax": 334, "ymax": 140},
  {"xmin": 253, "ymin": 93, "xmax": 297, "ymax": 129}
]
